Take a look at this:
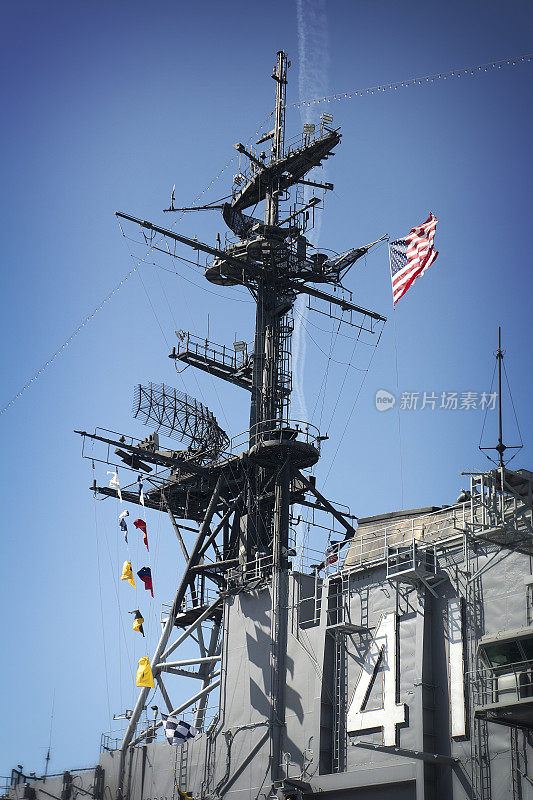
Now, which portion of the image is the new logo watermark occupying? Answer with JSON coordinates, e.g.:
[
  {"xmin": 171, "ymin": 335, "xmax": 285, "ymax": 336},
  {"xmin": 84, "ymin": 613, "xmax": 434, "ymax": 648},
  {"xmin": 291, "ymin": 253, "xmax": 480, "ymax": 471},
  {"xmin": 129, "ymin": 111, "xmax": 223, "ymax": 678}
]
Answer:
[
  {"xmin": 375, "ymin": 389, "xmax": 396, "ymax": 412},
  {"xmin": 375, "ymin": 390, "xmax": 498, "ymax": 412}
]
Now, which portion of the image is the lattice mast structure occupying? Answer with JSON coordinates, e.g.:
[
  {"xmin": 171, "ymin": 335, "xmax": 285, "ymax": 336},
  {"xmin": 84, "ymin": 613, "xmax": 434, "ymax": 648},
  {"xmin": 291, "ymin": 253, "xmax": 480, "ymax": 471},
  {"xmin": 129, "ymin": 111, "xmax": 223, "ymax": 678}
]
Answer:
[{"xmin": 80, "ymin": 50, "xmax": 386, "ymax": 797}]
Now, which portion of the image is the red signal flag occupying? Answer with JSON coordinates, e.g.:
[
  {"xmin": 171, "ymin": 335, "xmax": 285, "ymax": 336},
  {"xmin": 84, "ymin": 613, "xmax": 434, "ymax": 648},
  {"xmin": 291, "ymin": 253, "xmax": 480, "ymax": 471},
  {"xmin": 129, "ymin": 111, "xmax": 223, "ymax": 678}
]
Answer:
[{"xmin": 134, "ymin": 518, "xmax": 149, "ymax": 551}]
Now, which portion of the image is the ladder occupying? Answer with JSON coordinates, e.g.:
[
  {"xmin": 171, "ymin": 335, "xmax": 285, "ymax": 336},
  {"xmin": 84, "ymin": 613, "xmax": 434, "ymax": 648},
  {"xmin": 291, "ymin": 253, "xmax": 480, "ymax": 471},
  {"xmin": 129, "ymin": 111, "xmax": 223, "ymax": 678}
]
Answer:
[
  {"xmin": 510, "ymin": 726, "xmax": 522, "ymax": 800},
  {"xmin": 178, "ymin": 740, "xmax": 189, "ymax": 793},
  {"xmin": 330, "ymin": 572, "xmax": 350, "ymax": 772},
  {"xmin": 332, "ymin": 629, "xmax": 347, "ymax": 773},
  {"xmin": 466, "ymin": 559, "xmax": 491, "ymax": 800}
]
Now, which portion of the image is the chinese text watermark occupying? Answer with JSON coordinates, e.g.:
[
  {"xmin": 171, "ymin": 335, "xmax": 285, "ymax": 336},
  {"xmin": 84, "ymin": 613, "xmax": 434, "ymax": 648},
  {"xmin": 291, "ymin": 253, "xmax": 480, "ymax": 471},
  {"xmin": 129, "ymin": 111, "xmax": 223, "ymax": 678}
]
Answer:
[{"xmin": 375, "ymin": 390, "xmax": 497, "ymax": 412}]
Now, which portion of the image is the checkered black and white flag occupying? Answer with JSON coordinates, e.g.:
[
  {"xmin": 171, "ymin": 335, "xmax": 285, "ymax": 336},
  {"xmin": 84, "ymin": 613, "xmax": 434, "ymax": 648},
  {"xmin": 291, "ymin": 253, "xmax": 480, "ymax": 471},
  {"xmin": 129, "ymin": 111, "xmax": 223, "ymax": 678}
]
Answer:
[{"xmin": 161, "ymin": 715, "xmax": 197, "ymax": 746}]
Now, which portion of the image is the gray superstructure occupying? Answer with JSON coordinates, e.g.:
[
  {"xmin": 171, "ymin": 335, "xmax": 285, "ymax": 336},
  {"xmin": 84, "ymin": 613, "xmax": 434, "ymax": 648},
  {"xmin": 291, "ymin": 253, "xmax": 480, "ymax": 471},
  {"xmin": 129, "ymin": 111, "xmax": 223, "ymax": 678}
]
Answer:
[{"xmin": 5, "ymin": 52, "xmax": 533, "ymax": 800}]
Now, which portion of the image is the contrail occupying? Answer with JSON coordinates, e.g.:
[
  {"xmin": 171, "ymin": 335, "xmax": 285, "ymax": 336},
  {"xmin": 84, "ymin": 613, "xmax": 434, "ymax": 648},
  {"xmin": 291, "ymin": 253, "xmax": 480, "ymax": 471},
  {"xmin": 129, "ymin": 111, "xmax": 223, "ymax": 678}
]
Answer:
[{"xmin": 293, "ymin": 0, "xmax": 330, "ymax": 423}]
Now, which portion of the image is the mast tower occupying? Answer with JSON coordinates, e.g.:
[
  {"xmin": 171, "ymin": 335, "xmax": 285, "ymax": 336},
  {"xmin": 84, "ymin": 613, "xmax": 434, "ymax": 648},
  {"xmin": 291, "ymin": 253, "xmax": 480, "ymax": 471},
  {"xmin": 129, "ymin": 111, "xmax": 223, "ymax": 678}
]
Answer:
[{"xmin": 79, "ymin": 51, "xmax": 386, "ymax": 796}]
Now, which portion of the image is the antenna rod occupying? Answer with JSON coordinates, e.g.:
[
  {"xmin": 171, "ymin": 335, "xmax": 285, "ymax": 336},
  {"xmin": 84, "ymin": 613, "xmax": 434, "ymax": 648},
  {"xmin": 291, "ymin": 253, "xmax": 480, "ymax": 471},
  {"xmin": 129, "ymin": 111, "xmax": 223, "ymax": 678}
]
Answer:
[{"xmin": 496, "ymin": 326, "xmax": 506, "ymax": 469}]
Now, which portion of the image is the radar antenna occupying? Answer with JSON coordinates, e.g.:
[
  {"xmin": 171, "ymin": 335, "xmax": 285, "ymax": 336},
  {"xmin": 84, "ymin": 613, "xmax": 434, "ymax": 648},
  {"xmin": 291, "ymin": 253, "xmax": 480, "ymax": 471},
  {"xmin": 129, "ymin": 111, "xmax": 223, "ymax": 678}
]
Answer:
[{"xmin": 133, "ymin": 382, "xmax": 229, "ymax": 461}]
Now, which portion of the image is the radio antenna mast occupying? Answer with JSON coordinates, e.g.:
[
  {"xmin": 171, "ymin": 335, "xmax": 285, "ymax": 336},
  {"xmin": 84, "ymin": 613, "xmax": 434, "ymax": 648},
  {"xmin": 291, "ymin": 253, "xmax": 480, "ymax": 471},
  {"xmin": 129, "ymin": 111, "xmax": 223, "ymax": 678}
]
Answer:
[{"xmin": 479, "ymin": 326, "xmax": 523, "ymax": 470}]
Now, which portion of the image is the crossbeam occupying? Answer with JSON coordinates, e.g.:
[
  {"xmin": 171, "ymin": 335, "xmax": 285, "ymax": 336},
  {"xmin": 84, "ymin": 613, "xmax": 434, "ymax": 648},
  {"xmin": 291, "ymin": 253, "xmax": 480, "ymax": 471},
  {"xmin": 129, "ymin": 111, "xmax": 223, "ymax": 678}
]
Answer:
[
  {"xmin": 156, "ymin": 656, "xmax": 221, "ymax": 668},
  {"xmin": 295, "ymin": 285, "xmax": 387, "ymax": 323},
  {"xmin": 115, "ymin": 212, "xmax": 256, "ymax": 274},
  {"xmin": 76, "ymin": 429, "xmax": 205, "ymax": 474}
]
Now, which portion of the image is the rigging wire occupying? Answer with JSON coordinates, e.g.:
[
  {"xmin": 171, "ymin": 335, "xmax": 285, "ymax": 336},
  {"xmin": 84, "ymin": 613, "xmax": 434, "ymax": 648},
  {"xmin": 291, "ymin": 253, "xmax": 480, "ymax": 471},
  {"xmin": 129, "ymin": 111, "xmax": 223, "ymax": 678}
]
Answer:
[
  {"xmin": 293, "ymin": 53, "xmax": 532, "ymax": 109},
  {"xmin": 479, "ymin": 353, "xmax": 523, "ymax": 467},
  {"xmin": 44, "ymin": 689, "xmax": 55, "ymax": 775},
  {"xmin": 139, "ymin": 252, "xmax": 252, "ymax": 303},
  {"xmin": 478, "ymin": 360, "xmax": 498, "ymax": 455},
  {"xmin": 4, "ymin": 57, "xmax": 529, "ymax": 416},
  {"xmin": 296, "ymin": 305, "xmax": 381, "ymax": 343},
  {"xmin": 93, "ymin": 477, "xmax": 113, "ymax": 730},
  {"xmin": 94, "ymin": 491, "xmax": 136, "ymax": 687},
  {"xmin": 309, "ymin": 311, "xmax": 340, "ymax": 426},
  {"xmin": 503, "ymin": 359, "xmax": 524, "ymax": 449},
  {"xmin": 0, "ymin": 267, "xmax": 138, "ymax": 416},
  {"xmin": 392, "ymin": 309, "xmax": 405, "ymax": 507},
  {"xmin": 323, "ymin": 325, "xmax": 364, "ymax": 435},
  {"xmin": 293, "ymin": 308, "xmax": 369, "ymax": 371},
  {"xmin": 135, "ymin": 264, "xmax": 172, "ymax": 351},
  {"xmin": 322, "ymin": 340, "xmax": 381, "ymax": 489},
  {"xmin": 0, "ymin": 111, "xmax": 260, "ymax": 415}
]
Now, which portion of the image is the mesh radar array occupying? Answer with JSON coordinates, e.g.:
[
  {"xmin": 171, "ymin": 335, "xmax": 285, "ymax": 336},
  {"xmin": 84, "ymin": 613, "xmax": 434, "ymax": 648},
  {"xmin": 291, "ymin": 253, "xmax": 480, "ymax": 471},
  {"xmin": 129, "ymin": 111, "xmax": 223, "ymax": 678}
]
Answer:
[{"xmin": 133, "ymin": 382, "xmax": 229, "ymax": 462}]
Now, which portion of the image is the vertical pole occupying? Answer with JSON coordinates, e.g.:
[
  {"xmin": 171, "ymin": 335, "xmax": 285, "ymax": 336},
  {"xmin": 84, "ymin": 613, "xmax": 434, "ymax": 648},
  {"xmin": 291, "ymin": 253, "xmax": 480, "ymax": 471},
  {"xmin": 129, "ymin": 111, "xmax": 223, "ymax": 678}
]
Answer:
[
  {"xmin": 270, "ymin": 458, "xmax": 291, "ymax": 782},
  {"xmin": 248, "ymin": 51, "xmax": 289, "ymax": 559},
  {"xmin": 265, "ymin": 50, "xmax": 287, "ymax": 227},
  {"xmin": 249, "ymin": 51, "xmax": 287, "ymax": 445}
]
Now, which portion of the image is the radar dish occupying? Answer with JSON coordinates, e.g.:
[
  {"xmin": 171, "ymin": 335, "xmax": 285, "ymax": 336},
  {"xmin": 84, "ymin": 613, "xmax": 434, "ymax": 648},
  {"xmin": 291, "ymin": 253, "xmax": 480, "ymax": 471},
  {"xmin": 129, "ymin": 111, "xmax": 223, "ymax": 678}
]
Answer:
[{"xmin": 133, "ymin": 382, "xmax": 229, "ymax": 461}]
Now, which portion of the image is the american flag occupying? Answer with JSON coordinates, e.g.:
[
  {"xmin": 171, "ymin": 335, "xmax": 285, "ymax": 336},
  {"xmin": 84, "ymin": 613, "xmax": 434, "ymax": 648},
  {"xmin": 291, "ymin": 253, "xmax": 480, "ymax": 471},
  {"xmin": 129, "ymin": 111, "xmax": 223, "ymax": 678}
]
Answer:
[{"xmin": 389, "ymin": 213, "xmax": 439, "ymax": 305}]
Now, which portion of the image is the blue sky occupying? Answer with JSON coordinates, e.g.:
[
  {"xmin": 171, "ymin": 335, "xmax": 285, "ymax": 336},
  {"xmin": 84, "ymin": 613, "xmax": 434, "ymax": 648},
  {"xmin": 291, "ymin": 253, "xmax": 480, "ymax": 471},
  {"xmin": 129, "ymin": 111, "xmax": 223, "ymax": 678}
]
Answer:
[{"xmin": 1, "ymin": 0, "xmax": 532, "ymax": 778}]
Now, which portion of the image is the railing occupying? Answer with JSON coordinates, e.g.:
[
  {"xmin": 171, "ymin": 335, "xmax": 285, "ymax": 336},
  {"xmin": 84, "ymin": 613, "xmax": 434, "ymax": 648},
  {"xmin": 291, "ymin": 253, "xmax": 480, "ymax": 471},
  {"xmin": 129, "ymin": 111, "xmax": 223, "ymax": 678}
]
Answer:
[
  {"xmin": 100, "ymin": 705, "xmax": 219, "ymax": 750},
  {"xmin": 386, "ymin": 541, "xmax": 437, "ymax": 580},
  {"xmin": 469, "ymin": 659, "xmax": 533, "ymax": 710},
  {"xmin": 470, "ymin": 471, "xmax": 533, "ymax": 536},
  {"xmin": 101, "ymin": 732, "xmax": 123, "ymax": 752},
  {"xmin": 232, "ymin": 127, "xmax": 329, "ymax": 189},
  {"xmin": 229, "ymin": 419, "xmax": 322, "ymax": 455},
  {"xmin": 343, "ymin": 503, "xmax": 468, "ymax": 573},
  {"xmin": 161, "ymin": 587, "xmax": 219, "ymax": 624},
  {"xmin": 1, "ymin": 777, "xmax": 16, "ymax": 800},
  {"xmin": 176, "ymin": 332, "xmax": 251, "ymax": 371},
  {"xmin": 281, "ymin": 126, "xmax": 334, "ymax": 162},
  {"xmin": 227, "ymin": 552, "xmax": 274, "ymax": 587}
]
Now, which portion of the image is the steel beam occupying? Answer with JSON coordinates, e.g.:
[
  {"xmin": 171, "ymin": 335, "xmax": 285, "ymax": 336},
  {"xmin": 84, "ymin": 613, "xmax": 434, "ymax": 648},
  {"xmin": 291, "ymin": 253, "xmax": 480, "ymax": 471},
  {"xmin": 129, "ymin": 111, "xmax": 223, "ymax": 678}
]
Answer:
[
  {"xmin": 155, "ymin": 656, "xmax": 221, "ymax": 668},
  {"xmin": 76, "ymin": 429, "xmax": 204, "ymax": 474},
  {"xmin": 296, "ymin": 471, "xmax": 357, "ymax": 537},
  {"xmin": 198, "ymin": 492, "xmax": 244, "ymax": 558},
  {"xmin": 129, "ymin": 678, "xmax": 221, "ymax": 747},
  {"xmin": 161, "ymin": 595, "xmax": 223, "ymax": 661},
  {"xmin": 295, "ymin": 285, "xmax": 386, "ymax": 322},
  {"xmin": 117, "ymin": 474, "xmax": 223, "ymax": 798},
  {"xmin": 194, "ymin": 621, "xmax": 221, "ymax": 729},
  {"xmin": 163, "ymin": 498, "xmax": 190, "ymax": 560},
  {"xmin": 115, "ymin": 212, "xmax": 257, "ymax": 275},
  {"xmin": 155, "ymin": 675, "xmax": 173, "ymax": 713}
]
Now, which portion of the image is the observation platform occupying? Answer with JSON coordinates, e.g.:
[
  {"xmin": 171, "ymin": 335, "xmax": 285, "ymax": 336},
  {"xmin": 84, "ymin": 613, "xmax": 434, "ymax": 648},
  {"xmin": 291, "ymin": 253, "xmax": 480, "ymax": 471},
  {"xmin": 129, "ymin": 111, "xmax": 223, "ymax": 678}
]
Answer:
[
  {"xmin": 473, "ymin": 626, "xmax": 533, "ymax": 728},
  {"xmin": 341, "ymin": 466, "xmax": 533, "ymax": 576},
  {"xmin": 170, "ymin": 332, "xmax": 253, "ymax": 391},
  {"xmin": 470, "ymin": 467, "xmax": 533, "ymax": 554},
  {"xmin": 231, "ymin": 127, "xmax": 341, "ymax": 212},
  {"xmin": 245, "ymin": 420, "xmax": 321, "ymax": 469}
]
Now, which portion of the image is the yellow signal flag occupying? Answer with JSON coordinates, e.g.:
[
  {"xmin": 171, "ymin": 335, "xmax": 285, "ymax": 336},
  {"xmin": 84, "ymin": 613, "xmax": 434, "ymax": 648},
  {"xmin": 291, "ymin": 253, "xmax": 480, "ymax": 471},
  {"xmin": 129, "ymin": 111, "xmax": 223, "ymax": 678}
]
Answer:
[
  {"xmin": 121, "ymin": 561, "xmax": 136, "ymax": 588},
  {"xmin": 136, "ymin": 657, "xmax": 155, "ymax": 688},
  {"xmin": 130, "ymin": 609, "xmax": 145, "ymax": 637}
]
